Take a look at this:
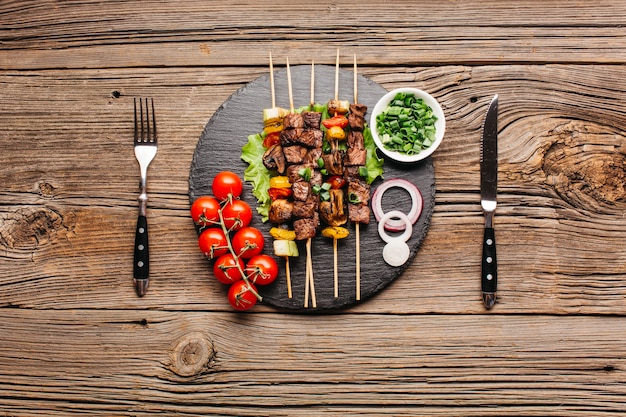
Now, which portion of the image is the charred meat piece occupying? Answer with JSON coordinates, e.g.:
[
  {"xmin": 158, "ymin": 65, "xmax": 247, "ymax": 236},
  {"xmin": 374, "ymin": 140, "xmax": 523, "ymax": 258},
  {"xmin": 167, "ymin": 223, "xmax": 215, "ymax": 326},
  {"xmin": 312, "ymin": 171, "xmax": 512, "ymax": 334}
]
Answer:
[
  {"xmin": 269, "ymin": 199, "xmax": 293, "ymax": 224},
  {"xmin": 348, "ymin": 112, "xmax": 365, "ymax": 131},
  {"xmin": 292, "ymin": 181, "xmax": 311, "ymax": 202},
  {"xmin": 347, "ymin": 178, "xmax": 371, "ymax": 205},
  {"xmin": 322, "ymin": 149, "xmax": 344, "ymax": 176},
  {"xmin": 309, "ymin": 169, "xmax": 323, "ymax": 187},
  {"xmin": 346, "ymin": 131, "xmax": 366, "ymax": 166},
  {"xmin": 349, "ymin": 103, "xmax": 367, "ymax": 118},
  {"xmin": 283, "ymin": 113, "xmax": 304, "ymax": 129},
  {"xmin": 347, "ymin": 131, "xmax": 364, "ymax": 150},
  {"xmin": 279, "ymin": 128, "xmax": 303, "ymax": 147},
  {"xmin": 348, "ymin": 203, "xmax": 370, "ymax": 224},
  {"xmin": 286, "ymin": 164, "xmax": 312, "ymax": 184},
  {"xmin": 262, "ymin": 144, "xmax": 286, "ymax": 174},
  {"xmin": 346, "ymin": 146, "xmax": 367, "ymax": 166},
  {"xmin": 301, "ymin": 111, "xmax": 322, "ymax": 129},
  {"xmin": 303, "ymin": 147, "xmax": 323, "ymax": 168},
  {"xmin": 294, "ymin": 213, "xmax": 319, "ymax": 240},
  {"xmin": 293, "ymin": 195, "xmax": 319, "ymax": 218},
  {"xmin": 298, "ymin": 129, "xmax": 323, "ymax": 148},
  {"xmin": 283, "ymin": 145, "xmax": 308, "ymax": 164},
  {"xmin": 319, "ymin": 189, "xmax": 347, "ymax": 227}
]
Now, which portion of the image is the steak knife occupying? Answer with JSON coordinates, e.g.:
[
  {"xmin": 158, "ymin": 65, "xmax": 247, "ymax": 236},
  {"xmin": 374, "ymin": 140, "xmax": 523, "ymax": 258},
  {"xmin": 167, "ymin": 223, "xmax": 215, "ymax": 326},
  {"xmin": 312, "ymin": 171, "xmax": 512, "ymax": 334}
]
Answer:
[{"xmin": 480, "ymin": 94, "xmax": 498, "ymax": 309}]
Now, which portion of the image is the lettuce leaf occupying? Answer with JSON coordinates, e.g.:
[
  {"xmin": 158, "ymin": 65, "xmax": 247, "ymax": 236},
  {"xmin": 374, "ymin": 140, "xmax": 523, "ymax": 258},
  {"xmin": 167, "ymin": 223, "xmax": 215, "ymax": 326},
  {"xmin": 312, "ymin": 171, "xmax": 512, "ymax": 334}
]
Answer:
[
  {"xmin": 363, "ymin": 124, "xmax": 385, "ymax": 184},
  {"xmin": 241, "ymin": 132, "xmax": 271, "ymax": 221}
]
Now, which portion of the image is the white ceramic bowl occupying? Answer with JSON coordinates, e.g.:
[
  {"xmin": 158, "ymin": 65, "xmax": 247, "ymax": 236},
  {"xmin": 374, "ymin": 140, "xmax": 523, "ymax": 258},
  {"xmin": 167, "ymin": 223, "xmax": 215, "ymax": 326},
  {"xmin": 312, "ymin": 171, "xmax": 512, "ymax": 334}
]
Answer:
[{"xmin": 370, "ymin": 87, "xmax": 446, "ymax": 163}]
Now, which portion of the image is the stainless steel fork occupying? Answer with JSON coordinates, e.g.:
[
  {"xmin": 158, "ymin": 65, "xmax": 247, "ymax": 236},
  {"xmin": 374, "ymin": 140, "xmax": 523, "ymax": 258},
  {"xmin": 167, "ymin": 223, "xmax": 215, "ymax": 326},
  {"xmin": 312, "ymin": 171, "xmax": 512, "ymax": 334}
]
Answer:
[{"xmin": 133, "ymin": 97, "xmax": 158, "ymax": 297}]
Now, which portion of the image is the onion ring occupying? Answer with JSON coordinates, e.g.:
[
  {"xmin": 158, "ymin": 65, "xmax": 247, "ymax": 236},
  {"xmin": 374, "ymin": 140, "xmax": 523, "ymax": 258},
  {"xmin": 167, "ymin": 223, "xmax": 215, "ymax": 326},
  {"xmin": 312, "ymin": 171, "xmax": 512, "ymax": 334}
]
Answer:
[{"xmin": 372, "ymin": 178, "xmax": 423, "ymax": 231}]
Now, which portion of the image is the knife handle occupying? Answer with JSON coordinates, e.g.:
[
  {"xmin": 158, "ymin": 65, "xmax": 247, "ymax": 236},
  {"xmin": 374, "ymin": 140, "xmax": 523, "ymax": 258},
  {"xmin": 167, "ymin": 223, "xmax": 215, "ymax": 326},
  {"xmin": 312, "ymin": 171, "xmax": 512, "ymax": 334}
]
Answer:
[
  {"xmin": 133, "ymin": 215, "xmax": 149, "ymax": 280},
  {"xmin": 481, "ymin": 227, "xmax": 497, "ymax": 293}
]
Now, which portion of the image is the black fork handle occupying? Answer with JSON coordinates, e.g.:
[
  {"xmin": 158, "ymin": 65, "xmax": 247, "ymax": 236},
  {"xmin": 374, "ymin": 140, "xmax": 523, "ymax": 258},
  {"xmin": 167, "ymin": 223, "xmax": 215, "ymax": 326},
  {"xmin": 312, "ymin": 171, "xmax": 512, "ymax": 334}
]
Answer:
[{"xmin": 133, "ymin": 215, "xmax": 149, "ymax": 281}]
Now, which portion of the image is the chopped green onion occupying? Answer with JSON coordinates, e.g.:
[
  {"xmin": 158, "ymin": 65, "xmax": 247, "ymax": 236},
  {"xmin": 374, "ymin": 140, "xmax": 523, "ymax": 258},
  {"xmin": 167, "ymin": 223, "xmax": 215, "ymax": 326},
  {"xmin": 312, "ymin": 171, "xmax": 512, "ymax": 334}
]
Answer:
[
  {"xmin": 375, "ymin": 92, "xmax": 438, "ymax": 156},
  {"xmin": 298, "ymin": 167, "xmax": 311, "ymax": 182}
]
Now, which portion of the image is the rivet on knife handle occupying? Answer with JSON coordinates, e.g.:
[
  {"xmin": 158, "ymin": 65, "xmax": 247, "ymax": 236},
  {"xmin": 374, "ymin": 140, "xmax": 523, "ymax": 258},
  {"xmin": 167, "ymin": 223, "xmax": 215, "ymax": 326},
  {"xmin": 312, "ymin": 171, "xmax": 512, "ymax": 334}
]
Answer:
[{"xmin": 481, "ymin": 226, "xmax": 497, "ymax": 309}]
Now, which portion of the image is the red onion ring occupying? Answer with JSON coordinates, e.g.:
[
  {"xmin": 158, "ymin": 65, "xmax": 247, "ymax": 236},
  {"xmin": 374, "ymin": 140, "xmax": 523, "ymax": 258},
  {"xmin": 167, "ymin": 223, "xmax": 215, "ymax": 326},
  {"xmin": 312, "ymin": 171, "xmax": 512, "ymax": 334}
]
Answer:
[{"xmin": 372, "ymin": 178, "xmax": 423, "ymax": 232}]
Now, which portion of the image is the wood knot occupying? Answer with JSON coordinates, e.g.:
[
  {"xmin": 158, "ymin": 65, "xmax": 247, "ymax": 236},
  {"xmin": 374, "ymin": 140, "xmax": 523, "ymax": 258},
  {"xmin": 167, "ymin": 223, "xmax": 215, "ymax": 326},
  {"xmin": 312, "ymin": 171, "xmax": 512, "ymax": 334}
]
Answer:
[
  {"xmin": 0, "ymin": 206, "xmax": 76, "ymax": 250},
  {"xmin": 170, "ymin": 332, "xmax": 216, "ymax": 377},
  {"xmin": 541, "ymin": 121, "xmax": 626, "ymax": 212},
  {"xmin": 38, "ymin": 181, "xmax": 57, "ymax": 198}
]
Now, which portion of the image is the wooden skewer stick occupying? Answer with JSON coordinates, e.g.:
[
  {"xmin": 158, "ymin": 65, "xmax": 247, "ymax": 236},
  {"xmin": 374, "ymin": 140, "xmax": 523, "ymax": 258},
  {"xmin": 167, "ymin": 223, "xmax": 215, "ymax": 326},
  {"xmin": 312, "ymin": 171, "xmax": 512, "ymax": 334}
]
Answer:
[
  {"xmin": 334, "ymin": 51, "xmax": 340, "ymax": 102},
  {"xmin": 270, "ymin": 52, "xmax": 276, "ymax": 109},
  {"xmin": 353, "ymin": 53, "xmax": 361, "ymax": 301},
  {"xmin": 269, "ymin": 52, "xmax": 293, "ymax": 299},
  {"xmin": 287, "ymin": 58, "xmax": 317, "ymax": 308}
]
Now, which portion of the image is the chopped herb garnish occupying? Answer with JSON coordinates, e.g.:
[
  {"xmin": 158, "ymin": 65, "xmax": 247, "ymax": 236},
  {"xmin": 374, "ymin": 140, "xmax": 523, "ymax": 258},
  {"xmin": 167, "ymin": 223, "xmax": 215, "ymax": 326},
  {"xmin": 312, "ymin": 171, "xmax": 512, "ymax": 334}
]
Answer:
[{"xmin": 375, "ymin": 92, "xmax": 437, "ymax": 156}]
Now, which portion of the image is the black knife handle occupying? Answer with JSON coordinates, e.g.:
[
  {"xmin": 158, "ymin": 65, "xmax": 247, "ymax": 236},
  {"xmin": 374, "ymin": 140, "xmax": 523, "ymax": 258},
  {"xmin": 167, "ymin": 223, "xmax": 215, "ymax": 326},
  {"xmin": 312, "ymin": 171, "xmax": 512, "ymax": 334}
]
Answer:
[
  {"xmin": 133, "ymin": 215, "xmax": 149, "ymax": 280},
  {"xmin": 481, "ymin": 227, "xmax": 497, "ymax": 293}
]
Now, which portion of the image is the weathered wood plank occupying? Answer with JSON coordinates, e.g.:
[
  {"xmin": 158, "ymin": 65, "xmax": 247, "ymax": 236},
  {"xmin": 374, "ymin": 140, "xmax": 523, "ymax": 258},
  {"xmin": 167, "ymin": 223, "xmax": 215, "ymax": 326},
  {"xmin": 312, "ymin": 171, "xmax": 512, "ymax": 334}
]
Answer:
[
  {"xmin": 0, "ymin": 310, "xmax": 625, "ymax": 415},
  {"xmin": 1, "ymin": 1, "xmax": 626, "ymax": 69}
]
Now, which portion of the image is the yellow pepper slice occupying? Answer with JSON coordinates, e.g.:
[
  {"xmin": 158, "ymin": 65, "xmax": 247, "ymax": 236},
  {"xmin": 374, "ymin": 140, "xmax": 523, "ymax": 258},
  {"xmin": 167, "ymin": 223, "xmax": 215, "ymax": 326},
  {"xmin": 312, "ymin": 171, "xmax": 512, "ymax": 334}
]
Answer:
[
  {"xmin": 269, "ymin": 176, "xmax": 292, "ymax": 189},
  {"xmin": 270, "ymin": 227, "xmax": 296, "ymax": 241},
  {"xmin": 321, "ymin": 226, "xmax": 350, "ymax": 240}
]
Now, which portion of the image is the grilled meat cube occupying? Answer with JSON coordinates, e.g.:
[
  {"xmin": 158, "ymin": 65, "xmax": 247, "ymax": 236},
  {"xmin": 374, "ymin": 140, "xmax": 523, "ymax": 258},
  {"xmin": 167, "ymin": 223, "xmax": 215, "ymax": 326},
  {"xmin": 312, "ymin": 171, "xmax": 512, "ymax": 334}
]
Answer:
[
  {"xmin": 286, "ymin": 164, "xmax": 312, "ymax": 184},
  {"xmin": 310, "ymin": 169, "xmax": 323, "ymax": 187},
  {"xmin": 319, "ymin": 189, "xmax": 347, "ymax": 227},
  {"xmin": 322, "ymin": 149, "xmax": 344, "ymax": 175},
  {"xmin": 283, "ymin": 145, "xmax": 308, "ymax": 164},
  {"xmin": 293, "ymin": 195, "xmax": 318, "ymax": 218},
  {"xmin": 303, "ymin": 147, "xmax": 323, "ymax": 167},
  {"xmin": 347, "ymin": 131, "xmax": 364, "ymax": 149},
  {"xmin": 298, "ymin": 129, "xmax": 323, "ymax": 148},
  {"xmin": 301, "ymin": 111, "xmax": 322, "ymax": 129},
  {"xmin": 279, "ymin": 128, "xmax": 303, "ymax": 146},
  {"xmin": 269, "ymin": 199, "xmax": 293, "ymax": 224},
  {"xmin": 343, "ymin": 165, "xmax": 361, "ymax": 180},
  {"xmin": 348, "ymin": 178, "xmax": 371, "ymax": 205},
  {"xmin": 283, "ymin": 112, "xmax": 304, "ymax": 129},
  {"xmin": 349, "ymin": 103, "xmax": 367, "ymax": 118},
  {"xmin": 348, "ymin": 112, "xmax": 365, "ymax": 131},
  {"xmin": 346, "ymin": 146, "xmax": 367, "ymax": 166},
  {"xmin": 292, "ymin": 181, "xmax": 311, "ymax": 202},
  {"xmin": 262, "ymin": 144, "xmax": 286, "ymax": 174},
  {"xmin": 294, "ymin": 213, "xmax": 319, "ymax": 240},
  {"xmin": 348, "ymin": 203, "xmax": 370, "ymax": 224}
]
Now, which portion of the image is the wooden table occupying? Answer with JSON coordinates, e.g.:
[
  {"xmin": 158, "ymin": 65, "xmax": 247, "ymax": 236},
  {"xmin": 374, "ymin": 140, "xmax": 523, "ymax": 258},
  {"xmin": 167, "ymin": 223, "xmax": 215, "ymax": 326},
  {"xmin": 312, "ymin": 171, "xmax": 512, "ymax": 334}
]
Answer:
[{"xmin": 2, "ymin": 1, "xmax": 626, "ymax": 415}]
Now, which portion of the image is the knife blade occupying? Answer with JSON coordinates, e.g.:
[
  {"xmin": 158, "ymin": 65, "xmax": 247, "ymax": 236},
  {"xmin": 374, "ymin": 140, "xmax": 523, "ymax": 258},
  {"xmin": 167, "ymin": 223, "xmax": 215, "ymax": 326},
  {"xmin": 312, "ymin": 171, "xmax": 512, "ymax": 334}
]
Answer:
[{"xmin": 480, "ymin": 94, "xmax": 498, "ymax": 309}]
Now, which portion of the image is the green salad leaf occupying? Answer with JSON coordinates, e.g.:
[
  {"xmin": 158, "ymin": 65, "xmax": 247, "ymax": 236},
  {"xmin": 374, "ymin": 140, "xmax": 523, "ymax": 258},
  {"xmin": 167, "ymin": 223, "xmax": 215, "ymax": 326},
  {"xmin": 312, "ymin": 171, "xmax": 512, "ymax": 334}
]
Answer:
[{"xmin": 241, "ymin": 132, "xmax": 271, "ymax": 221}]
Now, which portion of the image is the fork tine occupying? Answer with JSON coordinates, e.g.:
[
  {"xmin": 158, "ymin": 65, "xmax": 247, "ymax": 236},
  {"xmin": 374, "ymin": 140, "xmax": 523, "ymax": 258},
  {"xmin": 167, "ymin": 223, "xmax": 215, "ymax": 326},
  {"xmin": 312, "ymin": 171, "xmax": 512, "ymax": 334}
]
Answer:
[
  {"xmin": 134, "ymin": 97, "xmax": 139, "ymax": 143},
  {"xmin": 150, "ymin": 98, "xmax": 157, "ymax": 143},
  {"xmin": 134, "ymin": 97, "xmax": 158, "ymax": 144}
]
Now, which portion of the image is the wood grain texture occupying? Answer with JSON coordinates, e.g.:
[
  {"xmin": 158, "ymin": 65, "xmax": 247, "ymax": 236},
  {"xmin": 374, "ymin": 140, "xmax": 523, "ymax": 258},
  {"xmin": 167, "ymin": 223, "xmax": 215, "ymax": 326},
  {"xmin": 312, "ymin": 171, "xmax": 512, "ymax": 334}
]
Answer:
[{"xmin": 2, "ymin": 0, "xmax": 626, "ymax": 414}]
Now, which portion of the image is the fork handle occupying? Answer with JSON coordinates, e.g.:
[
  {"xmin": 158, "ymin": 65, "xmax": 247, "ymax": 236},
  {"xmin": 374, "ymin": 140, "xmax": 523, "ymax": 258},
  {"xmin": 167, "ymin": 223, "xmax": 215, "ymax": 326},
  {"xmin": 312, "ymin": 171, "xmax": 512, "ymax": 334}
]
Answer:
[{"xmin": 133, "ymin": 215, "xmax": 149, "ymax": 280}]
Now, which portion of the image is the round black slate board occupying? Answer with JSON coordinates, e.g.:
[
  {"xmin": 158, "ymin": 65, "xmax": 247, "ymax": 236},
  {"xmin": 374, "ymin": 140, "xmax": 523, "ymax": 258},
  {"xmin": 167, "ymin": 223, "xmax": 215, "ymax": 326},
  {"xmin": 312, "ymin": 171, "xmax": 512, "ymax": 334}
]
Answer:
[{"xmin": 189, "ymin": 64, "xmax": 435, "ymax": 312}]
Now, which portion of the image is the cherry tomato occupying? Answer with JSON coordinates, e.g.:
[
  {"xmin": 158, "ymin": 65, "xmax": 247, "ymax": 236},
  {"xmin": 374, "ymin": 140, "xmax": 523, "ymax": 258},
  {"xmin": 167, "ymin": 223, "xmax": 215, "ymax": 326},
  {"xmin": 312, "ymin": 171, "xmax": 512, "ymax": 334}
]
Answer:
[
  {"xmin": 246, "ymin": 254, "xmax": 279, "ymax": 286},
  {"xmin": 268, "ymin": 187, "xmax": 293, "ymax": 201},
  {"xmin": 213, "ymin": 253, "xmax": 244, "ymax": 284},
  {"xmin": 327, "ymin": 175, "xmax": 346, "ymax": 189},
  {"xmin": 221, "ymin": 199, "xmax": 252, "ymax": 231},
  {"xmin": 322, "ymin": 115, "xmax": 349, "ymax": 129},
  {"xmin": 263, "ymin": 131, "xmax": 281, "ymax": 148},
  {"xmin": 190, "ymin": 196, "xmax": 221, "ymax": 226},
  {"xmin": 198, "ymin": 227, "xmax": 228, "ymax": 259},
  {"xmin": 212, "ymin": 171, "xmax": 243, "ymax": 201},
  {"xmin": 228, "ymin": 280, "xmax": 258, "ymax": 311},
  {"xmin": 231, "ymin": 226, "xmax": 264, "ymax": 259}
]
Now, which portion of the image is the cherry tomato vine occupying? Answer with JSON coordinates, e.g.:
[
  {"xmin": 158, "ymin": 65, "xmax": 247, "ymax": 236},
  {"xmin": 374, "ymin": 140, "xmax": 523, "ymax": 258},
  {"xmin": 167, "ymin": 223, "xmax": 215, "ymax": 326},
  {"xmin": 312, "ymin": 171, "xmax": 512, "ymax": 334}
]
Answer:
[{"xmin": 191, "ymin": 171, "xmax": 278, "ymax": 311}]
